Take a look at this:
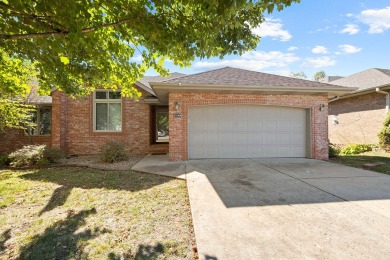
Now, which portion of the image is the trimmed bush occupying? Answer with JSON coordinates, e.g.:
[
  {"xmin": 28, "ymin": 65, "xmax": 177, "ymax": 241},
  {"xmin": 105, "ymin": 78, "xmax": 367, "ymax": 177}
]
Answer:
[
  {"xmin": 378, "ymin": 112, "xmax": 390, "ymax": 151},
  {"xmin": 0, "ymin": 154, "xmax": 10, "ymax": 167},
  {"xmin": 9, "ymin": 145, "xmax": 46, "ymax": 167},
  {"xmin": 99, "ymin": 141, "xmax": 128, "ymax": 163},
  {"xmin": 340, "ymin": 144, "xmax": 373, "ymax": 155},
  {"xmin": 43, "ymin": 147, "xmax": 64, "ymax": 163},
  {"xmin": 329, "ymin": 144, "xmax": 340, "ymax": 157},
  {"xmin": 8, "ymin": 145, "xmax": 64, "ymax": 167}
]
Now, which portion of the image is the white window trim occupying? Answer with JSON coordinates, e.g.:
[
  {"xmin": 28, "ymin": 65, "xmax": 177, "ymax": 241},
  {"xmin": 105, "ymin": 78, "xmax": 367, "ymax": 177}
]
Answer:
[{"xmin": 93, "ymin": 90, "xmax": 123, "ymax": 132}]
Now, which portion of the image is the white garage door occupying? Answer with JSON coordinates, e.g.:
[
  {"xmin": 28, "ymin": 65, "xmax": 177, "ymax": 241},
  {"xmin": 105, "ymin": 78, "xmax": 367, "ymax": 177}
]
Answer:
[{"xmin": 188, "ymin": 105, "xmax": 308, "ymax": 159}]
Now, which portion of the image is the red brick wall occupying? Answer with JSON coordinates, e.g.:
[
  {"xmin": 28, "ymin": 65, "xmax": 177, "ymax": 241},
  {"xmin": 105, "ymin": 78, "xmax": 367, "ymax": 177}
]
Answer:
[
  {"xmin": 0, "ymin": 128, "xmax": 51, "ymax": 154},
  {"xmin": 328, "ymin": 92, "xmax": 388, "ymax": 146},
  {"xmin": 51, "ymin": 88, "xmax": 168, "ymax": 155},
  {"xmin": 168, "ymin": 92, "xmax": 329, "ymax": 161}
]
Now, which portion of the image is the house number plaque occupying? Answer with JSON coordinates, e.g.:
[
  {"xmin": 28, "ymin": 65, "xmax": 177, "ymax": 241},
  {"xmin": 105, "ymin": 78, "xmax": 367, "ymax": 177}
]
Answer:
[{"xmin": 173, "ymin": 113, "xmax": 182, "ymax": 118}]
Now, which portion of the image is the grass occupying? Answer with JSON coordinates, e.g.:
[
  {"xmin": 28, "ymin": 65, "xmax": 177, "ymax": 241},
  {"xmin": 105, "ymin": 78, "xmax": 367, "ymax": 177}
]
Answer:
[
  {"xmin": 330, "ymin": 151, "xmax": 390, "ymax": 174},
  {"xmin": 0, "ymin": 167, "xmax": 195, "ymax": 259}
]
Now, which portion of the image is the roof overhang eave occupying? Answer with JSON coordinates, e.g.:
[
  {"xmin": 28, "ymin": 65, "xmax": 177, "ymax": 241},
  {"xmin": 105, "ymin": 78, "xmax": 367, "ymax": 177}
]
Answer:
[
  {"xmin": 150, "ymin": 82, "xmax": 357, "ymax": 101},
  {"xmin": 329, "ymin": 84, "xmax": 390, "ymax": 102}
]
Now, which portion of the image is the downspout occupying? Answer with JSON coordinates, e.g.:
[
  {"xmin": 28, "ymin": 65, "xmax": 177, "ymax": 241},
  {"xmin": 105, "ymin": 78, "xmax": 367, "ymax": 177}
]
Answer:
[
  {"xmin": 376, "ymin": 88, "xmax": 389, "ymax": 112},
  {"xmin": 329, "ymin": 96, "xmax": 339, "ymax": 102}
]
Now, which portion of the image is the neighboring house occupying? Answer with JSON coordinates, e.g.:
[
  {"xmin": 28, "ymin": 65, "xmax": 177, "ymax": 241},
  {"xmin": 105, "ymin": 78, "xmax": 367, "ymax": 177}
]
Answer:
[
  {"xmin": 1, "ymin": 67, "xmax": 354, "ymax": 160},
  {"xmin": 327, "ymin": 68, "xmax": 390, "ymax": 146}
]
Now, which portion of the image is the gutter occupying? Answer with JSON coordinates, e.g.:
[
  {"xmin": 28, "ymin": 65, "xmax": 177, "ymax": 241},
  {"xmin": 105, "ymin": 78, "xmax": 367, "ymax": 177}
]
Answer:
[
  {"xmin": 376, "ymin": 87, "xmax": 390, "ymax": 112},
  {"xmin": 150, "ymin": 82, "xmax": 357, "ymax": 94}
]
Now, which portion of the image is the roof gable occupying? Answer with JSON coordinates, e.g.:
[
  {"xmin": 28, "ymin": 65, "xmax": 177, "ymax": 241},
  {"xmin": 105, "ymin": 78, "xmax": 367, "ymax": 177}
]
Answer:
[
  {"xmin": 135, "ymin": 72, "xmax": 185, "ymax": 95},
  {"xmin": 330, "ymin": 68, "xmax": 390, "ymax": 91}
]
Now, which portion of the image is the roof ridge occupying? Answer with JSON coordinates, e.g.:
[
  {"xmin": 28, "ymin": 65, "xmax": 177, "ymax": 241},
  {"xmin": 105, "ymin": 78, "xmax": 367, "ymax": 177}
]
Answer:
[
  {"xmin": 375, "ymin": 68, "xmax": 390, "ymax": 77},
  {"xmin": 161, "ymin": 67, "xmax": 230, "ymax": 82}
]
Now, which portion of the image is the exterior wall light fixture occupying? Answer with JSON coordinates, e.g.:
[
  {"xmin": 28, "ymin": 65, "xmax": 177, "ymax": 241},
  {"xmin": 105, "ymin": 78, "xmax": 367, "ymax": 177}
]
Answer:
[{"xmin": 174, "ymin": 102, "xmax": 180, "ymax": 111}]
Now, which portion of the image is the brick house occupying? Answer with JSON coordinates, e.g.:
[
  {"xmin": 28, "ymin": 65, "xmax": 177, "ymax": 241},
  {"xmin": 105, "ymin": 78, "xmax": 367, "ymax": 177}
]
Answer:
[
  {"xmin": 1, "ymin": 67, "xmax": 354, "ymax": 160},
  {"xmin": 0, "ymin": 87, "xmax": 52, "ymax": 154},
  {"xmin": 327, "ymin": 68, "xmax": 390, "ymax": 146}
]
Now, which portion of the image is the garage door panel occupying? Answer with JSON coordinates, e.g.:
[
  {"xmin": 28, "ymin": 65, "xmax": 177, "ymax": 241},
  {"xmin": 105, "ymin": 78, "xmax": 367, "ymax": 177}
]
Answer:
[
  {"xmin": 235, "ymin": 146, "xmax": 249, "ymax": 158},
  {"xmin": 191, "ymin": 119, "xmax": 204, "ymax": 131},
  {"xmin": 249, "ymin": 134, "xmax": 263, "ymax": 145},
  {"xmin": 219, "ymin": 133, "xmax": 234, "ymax": 145},
  {"xmin": 248, "ymin": 121, "xmax": 262, "ymax": 131},
  {"xmin": 277, "ymin": 121, "xmax": 291, "ymax": 131},
  {"xmin": 291, "ymin": 121, "xmax": 305, "ymax": 131},
  {"xmin": 262, "ymin": 106, "xmax": 279, "ymax": 116},
  {"xmin": 277, "ymin": 133, "xmax": 291, "ymax": 144},
  {"xmin": 190, "ymin": 147, "xmax": 204, "ymax": 159},
  {"xmin": 263, "ymin": 120, "xmax": 277, "ymax": 131},
  {"xmin": 291, "ymin": 133, "xmax": 305, "ymax": 145},
  {"xmin": 277, "ymin": 147, "xmax": 291, "ymax": 157},
  {"xmin": 263, "ymin": 133, "xmax": 277, "ymax": 144},
  {"xmin": 218, "ymin": 120, "xmax": 235, "ymax": 131},
  {"xmin": 204, "ymin": 147, "xmax": 219, "ymax": 158},
  {"xmin": 219, "ymin": 106, "xmax": 235, "ymax": 116},
  {"xmin": 235, "ymin": 120, "xmax": 248, "ymax": 131},
  {"xmin": 190, "ymin": 133, "xmax": 204, "ymax": 146},
  {"xmin": 291, "ymin": 147, "xmax": 307, "ymax": 157},
  {"xmin": 235, "ymin": 134, "xmax": 248, "ymax": 145},
  {"xmin": 189, "ymin": 105, "xmax": 307, "ymax": 159},
  {"xmin": 263, "ymin": 147, "xmax": 277, "ymax": 157},
  {"xmin": 219, "ymin": 147, "xmax": 235, "ymax": 158},
  {"xmin": 248, "ymin": 147, "xmax": 263, "ymax": 157},
  {"xmin": 204, "ymin": 133, "xmax": 219, "ymax": 145}
]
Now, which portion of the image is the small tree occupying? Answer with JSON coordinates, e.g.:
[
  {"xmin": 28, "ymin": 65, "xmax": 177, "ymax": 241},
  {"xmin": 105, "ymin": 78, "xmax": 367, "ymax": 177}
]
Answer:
[
  {"xmin": 313, "ymin": 71, "xmax": 326, "ymax": 81},
  {"xmin": 290, "ymin": 71, "xmax": 307, "ymax": 79},
  {"xmin": 378, "ymin": 112, "xmax": 390, "ymax": 151}
]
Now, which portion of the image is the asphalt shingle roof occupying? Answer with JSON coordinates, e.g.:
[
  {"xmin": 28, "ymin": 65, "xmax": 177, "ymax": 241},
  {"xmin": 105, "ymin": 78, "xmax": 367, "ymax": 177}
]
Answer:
[
  {"xmin": 26, "ymin": 85, "xmax": 52, "ymax": 104},
  {"xmin": 136, "ymin": 72, "xmax": 186, "ymax": 95},
  {"xmin": 329, "ymin": 68, "xmax": 390, "ymax": 91},
  {"xmin": 161, "ymin": 67, "xmax": 348, "ymax": 89}
]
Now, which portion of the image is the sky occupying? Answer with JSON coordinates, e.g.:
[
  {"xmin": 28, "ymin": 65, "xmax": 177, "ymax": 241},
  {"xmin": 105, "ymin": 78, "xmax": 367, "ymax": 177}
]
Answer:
[{"xmin": 143, "ymin": 0, "xmax": 390, "ymax": 79}]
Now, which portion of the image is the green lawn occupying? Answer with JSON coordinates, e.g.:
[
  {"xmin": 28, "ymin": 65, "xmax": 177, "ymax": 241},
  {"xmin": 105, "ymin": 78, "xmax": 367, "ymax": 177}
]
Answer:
[
  {"xmin": 0, "ymin": 167, "xmax": 195, "ymax": 259},
  {"xmin": 330, "ymin": 151, "xmax": 390, "ymax": 174}
]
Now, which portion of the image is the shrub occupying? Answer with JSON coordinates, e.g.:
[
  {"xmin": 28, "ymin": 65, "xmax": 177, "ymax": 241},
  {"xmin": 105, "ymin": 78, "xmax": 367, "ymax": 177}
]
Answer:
[
  {"xmin": 8, "ymin": 145, "xmax": 64, "ymax": 167},
  {"xmin": 340, "ymin": 144, "xmax": 373, "ymax": 155},
  {"xmin": 378, "ymin": 112, "xmax": 390, "ymax": 151},
  {"xmin": 329, "ymin": 144, "xmax": 340, "ymax": 157},
  {"xmin": 100, "ymin": 141, "xmax": 128, "ymax": 163},
  {"xmin": 43, "ymin": 147, "xmax": 64, "ymax": 163},
  {"xmin": 0, "ymin": 154, "xmax": 10, "ymax": 167},
  {"xmin": 9, "ymin": 145, "xmax": 46, "ymax": 167}
]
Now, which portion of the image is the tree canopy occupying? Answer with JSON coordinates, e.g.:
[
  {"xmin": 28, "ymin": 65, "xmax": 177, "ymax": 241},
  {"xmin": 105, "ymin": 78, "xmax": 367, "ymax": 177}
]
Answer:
[
  {"xmin": 0, "ymin": 0, "xmax": 300, "ymax": 97},
  {"xmin": 313, "ymin": 70, "xmax": 327, "ymax": 81},
  {"xmin": 290, "ymin": 71, "xmax": 307, "ymax": 79}
]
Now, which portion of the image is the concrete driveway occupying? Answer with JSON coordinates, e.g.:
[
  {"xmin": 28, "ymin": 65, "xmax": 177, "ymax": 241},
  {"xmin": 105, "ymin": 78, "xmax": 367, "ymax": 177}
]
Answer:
[{"xmin": 185, "ymin": 158, "xmax": 390, "ymax": 259}]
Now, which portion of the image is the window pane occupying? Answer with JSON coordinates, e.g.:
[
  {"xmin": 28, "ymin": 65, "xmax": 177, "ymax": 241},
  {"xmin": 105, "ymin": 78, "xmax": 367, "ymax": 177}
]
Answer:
[
  {"xmin": 96, "ymin": 103, "xmax": 108, "ymax": 130},
  {"xmin": 27, "ymin": 112, "xmax": 37, "ymax": 135},
  {"xmin": 95, "ymin": 91, "xmax": 107, "ymax": 99},
  {"xmin": 156, "ymin": 109, "xmax": 169, "ymax": 142},
  {"xmin": 108, "ymin": 103, "xmax": 122, "ymax": 131},
  {"xmin": 39, "ymin": 108, "xmax": 51, "ymax": 135},
  {"xmin": 109, "ymin": 91, "xmax": 121, "ymax": 99}
]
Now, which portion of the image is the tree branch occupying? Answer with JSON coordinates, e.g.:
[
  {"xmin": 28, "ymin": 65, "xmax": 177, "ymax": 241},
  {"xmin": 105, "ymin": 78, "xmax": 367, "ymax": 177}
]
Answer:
[{"xmin": 0, "ymin": 19, "xmax": 131, "ymax": 40}]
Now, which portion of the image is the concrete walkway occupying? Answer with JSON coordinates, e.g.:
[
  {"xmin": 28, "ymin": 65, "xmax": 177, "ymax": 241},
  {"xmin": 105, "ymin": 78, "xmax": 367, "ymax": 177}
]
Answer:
[{"xmin": 133, "ymin": 156, "xmax": 390, "ymax": 259}]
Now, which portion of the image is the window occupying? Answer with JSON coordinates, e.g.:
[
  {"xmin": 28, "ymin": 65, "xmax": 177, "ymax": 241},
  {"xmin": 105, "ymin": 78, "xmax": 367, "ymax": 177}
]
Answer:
[
  {"xmin": 93, "ymin": 90, "xmax": 122, "ymax": 131},
  {"xmin": 154, "ymin": 107, "xmax": 169, "ymax": 143},
  {"xmin": 27, "ymin": 106, "xmax": 51, "ymax": 135}
]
